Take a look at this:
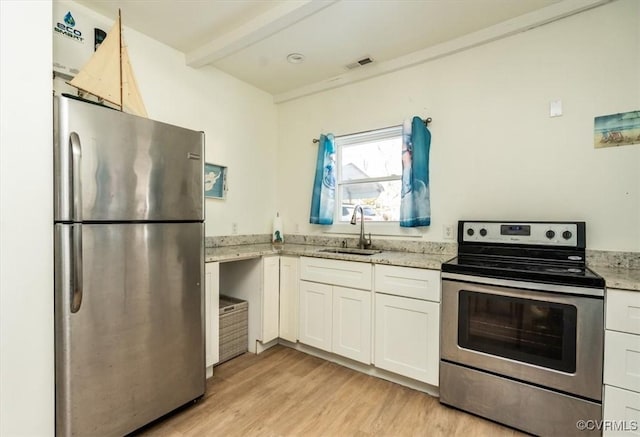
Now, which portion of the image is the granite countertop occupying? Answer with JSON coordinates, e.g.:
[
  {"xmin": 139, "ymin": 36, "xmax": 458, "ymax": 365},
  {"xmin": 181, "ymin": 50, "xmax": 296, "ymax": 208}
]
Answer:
[
  {"xmin": 205, "ymin": 243, "xmax": 640, "ymax": 291},
  {"xmin": 589, "ymin": 265, "xmax": 640, "ymax": 292},
  {"xmin": 205, "ymin": 243, "xmax": 278, "ymax": 262},
  {"xmin": 205, "ymin": 243, "xmax": 453, "ymax": 270}
]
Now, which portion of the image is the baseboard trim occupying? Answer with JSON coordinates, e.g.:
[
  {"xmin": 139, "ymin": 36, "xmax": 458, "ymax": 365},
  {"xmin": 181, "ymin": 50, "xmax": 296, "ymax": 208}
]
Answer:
[{"xmin": 278, "ymin": 339, "xmax": 439, "ymax": 398}]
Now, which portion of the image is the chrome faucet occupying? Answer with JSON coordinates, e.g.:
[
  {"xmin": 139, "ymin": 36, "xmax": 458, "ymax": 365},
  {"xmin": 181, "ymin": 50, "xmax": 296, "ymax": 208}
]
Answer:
[{"xmin": 350, "ymin": 205, "xmax": 372, "ymax": 249}]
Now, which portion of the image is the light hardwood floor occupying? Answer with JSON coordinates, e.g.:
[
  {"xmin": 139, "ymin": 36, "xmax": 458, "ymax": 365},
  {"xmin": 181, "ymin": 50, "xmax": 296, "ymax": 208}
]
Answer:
[{"xmin": 137, "ymin": 345, "xmax": 526, "ymax": 437}]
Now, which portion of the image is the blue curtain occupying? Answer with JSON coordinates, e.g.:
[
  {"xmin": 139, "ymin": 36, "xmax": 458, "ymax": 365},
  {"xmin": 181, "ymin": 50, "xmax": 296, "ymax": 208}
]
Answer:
[
  {"xmin": 309, "ymin": 134, "xmax": 336, "ymax": 225},
  {"xmin": 400, "ymin": 116, "xmax": 431, "ymax": 227}
]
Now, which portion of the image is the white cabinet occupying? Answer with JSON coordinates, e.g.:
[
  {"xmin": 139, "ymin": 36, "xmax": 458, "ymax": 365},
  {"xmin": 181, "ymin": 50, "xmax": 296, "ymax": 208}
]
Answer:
[
  {"xmin": 603, "ymin": 385, "xmax": 640, "ymax": 437},
  {"xmin": 205, "ymin": 262, "xmax": 220, "ymax": 369},
  {"xmin": 373, "ymin": 264, "xmax": 440, "ymax": 386},
  {"xmin": 374, "ymin": 293, "xmax": 439, "ymax": 385},
  {"xmin": 606, "ymin": 288, "xmax": 640, "ymax": 335},
  {"xmin": 279, "ymin": 256, "xmax": 299, "ymax": 342},
  {"xmin": 333, "ymin": 286, "xmax": 371, "ymax": 364},
  {"xmin": 374, "ymin": 264, "xmax": 440, "ymax": 301},
  {"xmin": 298, "ymin": 257, "xmax": 372, "ymax": 364},
  {"xmin": 300, "ymin": 256, "xmax": 372, "ymax": 290},
  {"xmin": 605, "ymin": 330, "xmax": 640, "ymax": 393},
  {"xmin": 604, "ymin": 288, "xmax": 640, "ymax": 436},
  {"xmin": 299, "ymin": 280, "xmax": 333, "ymax": 351},
  {"xmin": 261, "ymin": 256, "xmax": 280, "ymax": 343}
]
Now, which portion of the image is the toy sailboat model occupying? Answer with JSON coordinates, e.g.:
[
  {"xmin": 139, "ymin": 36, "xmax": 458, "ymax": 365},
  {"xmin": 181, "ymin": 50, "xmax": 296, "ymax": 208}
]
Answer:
[{"xmin": 69, "ymin": 10, "xmax": 147, "ymax": 117}]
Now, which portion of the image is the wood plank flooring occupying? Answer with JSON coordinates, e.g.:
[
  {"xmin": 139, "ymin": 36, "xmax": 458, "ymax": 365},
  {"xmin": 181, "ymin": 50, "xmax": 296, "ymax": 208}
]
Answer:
[{"xmin": 137, "ymin": 345, "xmax": 525, "ymax": 437}]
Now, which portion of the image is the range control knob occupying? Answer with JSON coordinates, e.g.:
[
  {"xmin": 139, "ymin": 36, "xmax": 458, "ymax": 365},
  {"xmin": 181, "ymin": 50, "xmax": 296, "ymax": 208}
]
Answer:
[
  {"xmin": 479, "ymin": 228, "xmax": 487, "ymax": 237},
  {"xmin": 546, "ymin": 230, "xmax": 556, "ymax": 239},
  {"xmin": 466, "ymin": 228, "xmax": 474, "ymax": 236},
  {"xmin": 562, "ymin": 230, "xmax": 572, "ymax": 240}
]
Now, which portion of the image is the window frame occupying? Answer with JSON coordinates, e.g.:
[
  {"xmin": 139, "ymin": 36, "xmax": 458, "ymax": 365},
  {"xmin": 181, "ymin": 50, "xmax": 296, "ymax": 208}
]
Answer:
[{"xmin": 325, "ymin": 125, "xmax": 420, "ymax": 237}]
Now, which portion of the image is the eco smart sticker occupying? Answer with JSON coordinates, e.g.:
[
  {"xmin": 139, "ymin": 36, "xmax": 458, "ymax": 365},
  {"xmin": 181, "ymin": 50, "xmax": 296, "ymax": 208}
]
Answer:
[{"xmin": 54, "ymin": 11, "xmax": 84, "ymax": 43}]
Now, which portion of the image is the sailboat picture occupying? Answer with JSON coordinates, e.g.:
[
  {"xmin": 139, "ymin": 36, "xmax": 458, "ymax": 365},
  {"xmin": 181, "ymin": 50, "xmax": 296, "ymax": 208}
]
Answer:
[{"xmin": 69, "ymin": 10, "xmax": 147, "ymax": 117}]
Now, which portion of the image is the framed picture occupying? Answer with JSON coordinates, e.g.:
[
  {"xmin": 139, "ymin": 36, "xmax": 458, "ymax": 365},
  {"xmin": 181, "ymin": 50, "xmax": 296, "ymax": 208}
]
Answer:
[
  {"xmin": 594, "ymin": 110, "xmax": 640, "ymax": 149},
  {"xmin": 204, "ymin": 163, "xmax": 227, "ymax": 199}
]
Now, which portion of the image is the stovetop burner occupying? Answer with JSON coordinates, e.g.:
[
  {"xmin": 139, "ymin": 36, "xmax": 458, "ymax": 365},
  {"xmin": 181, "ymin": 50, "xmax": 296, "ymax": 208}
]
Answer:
[
  {"xmin": 441, "ymin": 220, "xmax": 605, "ymax": 289},
  {"xmin": 442, "ymin": 254, "xmax": 605, "ymax": 288}
]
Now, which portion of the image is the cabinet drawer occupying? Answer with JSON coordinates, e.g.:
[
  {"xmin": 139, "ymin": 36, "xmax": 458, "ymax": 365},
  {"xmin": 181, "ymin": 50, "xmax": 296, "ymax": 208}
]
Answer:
[
  {"xmin": 603, "ymin": 385, "xmax": 640, "ymax": 436},
  {"xmin": 374, "ymin": 264, "xmax": 440, "ymax": 302},
  {"xmin": 605, "ymin": 330, "xmax": 640, "ymax": 392},
  {"xmin": 300, "ymin": 257, "xmax": 372, "ymax": 290},
  {"xmin": 607, "ymin": 289, "xmax": 640, "ymax": 335}
]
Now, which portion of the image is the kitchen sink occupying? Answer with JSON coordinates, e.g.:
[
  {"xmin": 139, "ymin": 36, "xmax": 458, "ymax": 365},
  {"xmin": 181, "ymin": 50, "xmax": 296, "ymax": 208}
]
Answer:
[{"xmin": 318, "ymin": 248, "xmax": 383, "ymax": 256}]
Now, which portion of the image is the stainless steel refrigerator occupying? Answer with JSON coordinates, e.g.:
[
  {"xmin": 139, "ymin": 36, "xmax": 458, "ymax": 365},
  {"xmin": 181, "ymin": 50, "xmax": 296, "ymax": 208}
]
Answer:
[{"xmin": 54, "ymin": 94, "xmax": 205, "ymax": 436}]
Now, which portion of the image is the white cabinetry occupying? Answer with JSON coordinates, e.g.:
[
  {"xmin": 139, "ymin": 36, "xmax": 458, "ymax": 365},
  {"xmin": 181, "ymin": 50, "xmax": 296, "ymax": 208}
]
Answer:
[
  {"xmin": 604, "ymin": 288, "xmax": 640, "ymax": 436},
  {"xmin": 299, "ymin": 257, "xmax": 372, "ymax": 364},
  {"xmin": 299, "ymin": 280, "xmax": 333, "ymax": 351},
  {"xmin": 279, "ymin": 256, "xmax": 299, "ymax": 342},
  {"xmin": 374, "ymin": 265, "xmax": 440, "ymax": 386},
  {"xmin": 333, "ymin": 286, "xmax": 371, "ymax": 363},
  {"xmin": 300, "ymin": 256, "xmax": 372, "ymax": 289},
  {"xmin": 262, "ymin": 256, "xmax": 280, "ymax": 344},
  {"xmin": 205, "ymin": 262, "xmax": 220, "ymax": 370}
]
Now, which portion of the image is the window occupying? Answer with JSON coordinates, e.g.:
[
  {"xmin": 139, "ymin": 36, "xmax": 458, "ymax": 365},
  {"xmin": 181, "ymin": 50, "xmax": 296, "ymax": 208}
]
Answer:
[{"xmin": 335, "ymin": 126, "xmax": 403, "ymax": 222}]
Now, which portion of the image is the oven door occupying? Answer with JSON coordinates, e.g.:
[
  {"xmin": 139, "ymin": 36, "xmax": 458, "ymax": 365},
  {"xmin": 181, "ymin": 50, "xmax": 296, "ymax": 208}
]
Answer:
[{"xmin": 441, "ymin": 275, "xmax": 603, "ymax": 401}]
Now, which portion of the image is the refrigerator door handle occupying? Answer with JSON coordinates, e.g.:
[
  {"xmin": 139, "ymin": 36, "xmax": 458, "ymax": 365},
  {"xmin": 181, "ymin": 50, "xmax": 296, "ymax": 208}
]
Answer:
[
  {"xmin": 71, "ymin": 224, "xmax": 83, "ymax": 313},
  {"xmin": 69, "ymin": 132, "xmax": 82, "ymax": 221}
]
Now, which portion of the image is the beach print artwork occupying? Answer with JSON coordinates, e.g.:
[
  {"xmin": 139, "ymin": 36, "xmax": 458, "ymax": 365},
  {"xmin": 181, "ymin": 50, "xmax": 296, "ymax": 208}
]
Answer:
[
  {"xmin": 594, "ymin": 110, "xmax": 640, "ymax": 148},
  {"xmin": 204, "ymin": 163, "xmax": 226, "ymax": 199}
]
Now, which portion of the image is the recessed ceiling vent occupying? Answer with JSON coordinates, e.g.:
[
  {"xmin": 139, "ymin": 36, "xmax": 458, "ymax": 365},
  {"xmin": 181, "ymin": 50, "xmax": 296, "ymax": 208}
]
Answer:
[{"xmin": 345, "ymin": 57, "xmax": 374, "ymax": 70}]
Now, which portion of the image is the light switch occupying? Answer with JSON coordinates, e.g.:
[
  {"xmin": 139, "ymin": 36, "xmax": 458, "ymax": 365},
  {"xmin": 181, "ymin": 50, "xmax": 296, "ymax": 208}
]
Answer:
[{"xmin": 550, "ymin": 100, "xmax": 562, "ymax": 117}]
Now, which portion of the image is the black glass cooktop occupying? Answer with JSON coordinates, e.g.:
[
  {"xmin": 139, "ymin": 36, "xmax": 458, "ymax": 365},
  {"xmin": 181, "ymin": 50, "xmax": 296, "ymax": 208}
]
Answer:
[{"xmin": 442, "ymin": 255, "xmax": 605, "ymax": 288}]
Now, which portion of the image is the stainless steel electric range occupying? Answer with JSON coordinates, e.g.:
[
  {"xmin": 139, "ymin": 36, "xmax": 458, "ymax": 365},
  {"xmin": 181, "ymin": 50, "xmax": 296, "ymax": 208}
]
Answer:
[{"xmin": 440, "ymin": 221, "xmax": 605, "ymax": 436}]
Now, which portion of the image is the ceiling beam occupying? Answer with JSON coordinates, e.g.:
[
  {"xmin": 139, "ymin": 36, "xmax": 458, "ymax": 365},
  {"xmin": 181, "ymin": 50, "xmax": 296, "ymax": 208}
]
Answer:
[{"xmin": 186, "ymin": 0, "xmax": 336, "ymax": 68}]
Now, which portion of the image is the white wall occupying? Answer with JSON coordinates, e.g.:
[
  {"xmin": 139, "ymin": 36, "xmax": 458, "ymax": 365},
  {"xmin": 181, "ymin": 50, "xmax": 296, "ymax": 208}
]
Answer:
[
  {"xmin": 0, "ymin": 0, "xmax": 277, "ymax": 433},
  {"xmin": 0, "ymin": 1, "xmax": 55, "ymax": 435},
  {"xmin": 276, "ymin": 0, "xmax": 640, "ymax": 252},
  {"xmin": 54, "ymin": 0, "xmax": 279, "ymax": 237}
]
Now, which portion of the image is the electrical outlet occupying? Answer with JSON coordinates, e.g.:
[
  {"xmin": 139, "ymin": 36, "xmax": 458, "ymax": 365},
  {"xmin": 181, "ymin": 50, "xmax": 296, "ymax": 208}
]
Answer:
[
  {"xmin": 231, "ymin": 222, "xmax": 238, "ymax": 234},
  {"xmin": 295, "ymin": 223, "xmax": 300, "ymax": 233},
  {"xmin": 443, "ymin": 224, "xmax": 454, "ymax": 240}
]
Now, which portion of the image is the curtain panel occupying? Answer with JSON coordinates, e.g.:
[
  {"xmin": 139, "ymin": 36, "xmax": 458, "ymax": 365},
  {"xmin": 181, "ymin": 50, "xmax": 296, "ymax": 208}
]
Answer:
[
  {"xmin": 309, "ymin": 133, "xmax": 336, "ymax": 225},
  {"xmin": 400, "ymin": 116, "xmax": 431, "ymax": 227}
]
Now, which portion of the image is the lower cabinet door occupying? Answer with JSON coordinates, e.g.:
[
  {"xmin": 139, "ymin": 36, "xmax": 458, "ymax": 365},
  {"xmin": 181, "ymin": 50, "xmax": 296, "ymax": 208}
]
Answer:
[
  {"xmin": 279, "ymin": 256, "xmax": 299, "ymax": 343},
  {"xmin": 261, "ymin": 256, "xmax": 280, "ymax": 343},
  {"xmin": 299, "ymin": 280, "xmax": 332, "ymax": 352},
  {"xmin": 374, "ymin": 293, "xmax": 439, "ymax": 385},
  {"xmin": 332, "ymin": 286, "xmax": 371, "ymax": 364},
  {"xmin": 603, "ymin": 385, "xmax": 640, "ymax": 436}
]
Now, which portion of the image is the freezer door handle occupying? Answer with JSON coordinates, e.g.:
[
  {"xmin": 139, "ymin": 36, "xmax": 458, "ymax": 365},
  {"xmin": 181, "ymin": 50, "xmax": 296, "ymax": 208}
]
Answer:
[
  {"xmin": 71, "ymin": 224, "xmax": 83, "ymax": 313},
  {"xmin": 69, "ymin": 132, "xmax": 82, "ymax": 221}
]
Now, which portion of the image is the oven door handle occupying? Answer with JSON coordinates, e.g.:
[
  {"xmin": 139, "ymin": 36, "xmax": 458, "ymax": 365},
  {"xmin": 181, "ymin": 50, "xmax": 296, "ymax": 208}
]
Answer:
[{"xmin": 441, "ymin": 272, "xmax": 604, "ymax": 298}]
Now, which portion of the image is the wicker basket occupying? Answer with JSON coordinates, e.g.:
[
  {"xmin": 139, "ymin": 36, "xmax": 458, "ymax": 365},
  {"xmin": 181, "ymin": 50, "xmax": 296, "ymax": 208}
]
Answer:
[{"xmin": 219, "ymin": 295, "xmax": 248, "ymax": 364}]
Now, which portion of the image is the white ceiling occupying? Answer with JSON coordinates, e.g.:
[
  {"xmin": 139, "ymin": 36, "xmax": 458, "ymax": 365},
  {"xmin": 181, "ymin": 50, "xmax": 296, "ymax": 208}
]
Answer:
[{"xmin": 76, "ymin": 0, "xmax": 601, "ymax": 99}]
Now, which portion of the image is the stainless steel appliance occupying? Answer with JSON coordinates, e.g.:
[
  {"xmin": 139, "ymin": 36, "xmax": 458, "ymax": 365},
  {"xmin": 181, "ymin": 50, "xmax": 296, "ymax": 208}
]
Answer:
[
  {"xmin": 54, "ymin": 94, "xmax": 205, "ymax": 436},
  {"xmin": 440, "ymin": 221, "xmax": 605, "ymax": 436}
]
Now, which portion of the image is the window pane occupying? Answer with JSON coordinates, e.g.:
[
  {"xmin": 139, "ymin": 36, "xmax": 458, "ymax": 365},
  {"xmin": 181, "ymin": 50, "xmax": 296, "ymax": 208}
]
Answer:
[
  {"xmin": 339, "ymin": 180, "xmax": 402, "ymax": 222},
  {"xmin": 341, "ymin": 137, "xmax": 402, "ymax": 180}
]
